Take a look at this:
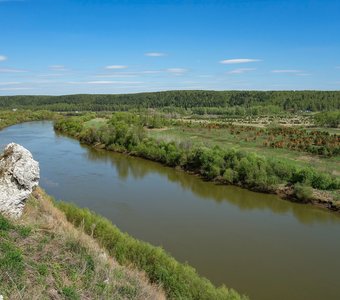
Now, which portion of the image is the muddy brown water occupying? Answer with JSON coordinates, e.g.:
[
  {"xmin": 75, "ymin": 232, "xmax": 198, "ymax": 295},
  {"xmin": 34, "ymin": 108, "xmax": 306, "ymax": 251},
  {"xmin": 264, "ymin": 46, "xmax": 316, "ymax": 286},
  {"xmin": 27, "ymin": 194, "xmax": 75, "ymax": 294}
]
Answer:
[{"xmin": 1, "ymin": 121, "xmax": 340, "ymax": 300}]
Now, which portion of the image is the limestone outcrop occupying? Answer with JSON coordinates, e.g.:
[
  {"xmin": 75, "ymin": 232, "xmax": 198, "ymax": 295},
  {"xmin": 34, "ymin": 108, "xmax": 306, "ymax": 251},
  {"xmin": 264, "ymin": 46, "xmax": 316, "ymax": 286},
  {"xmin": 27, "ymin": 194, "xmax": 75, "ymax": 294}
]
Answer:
[{"xmin": 0, "ymin": 143, "xmax": 40, "ymax": 218}]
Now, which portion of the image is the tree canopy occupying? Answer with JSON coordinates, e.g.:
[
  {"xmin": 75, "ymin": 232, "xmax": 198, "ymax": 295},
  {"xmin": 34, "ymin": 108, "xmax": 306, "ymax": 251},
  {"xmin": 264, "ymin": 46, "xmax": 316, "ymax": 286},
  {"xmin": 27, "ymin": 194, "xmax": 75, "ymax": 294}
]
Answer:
[{"xmin": 1, "ymin": 90, "xmax": 339, "ymax": 113}]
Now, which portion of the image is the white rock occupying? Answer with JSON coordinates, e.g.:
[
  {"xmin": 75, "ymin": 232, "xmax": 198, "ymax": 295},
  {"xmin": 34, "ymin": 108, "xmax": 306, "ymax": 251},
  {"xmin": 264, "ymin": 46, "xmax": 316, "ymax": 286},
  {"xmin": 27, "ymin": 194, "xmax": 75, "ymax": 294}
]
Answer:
[{"xmin": 0, "ymin": 143, "xmax": 40, "ymax": 218}]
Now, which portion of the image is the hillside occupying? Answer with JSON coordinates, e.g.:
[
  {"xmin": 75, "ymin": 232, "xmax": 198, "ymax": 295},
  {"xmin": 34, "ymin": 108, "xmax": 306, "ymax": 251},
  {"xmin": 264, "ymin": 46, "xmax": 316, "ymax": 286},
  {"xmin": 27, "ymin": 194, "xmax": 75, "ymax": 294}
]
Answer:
[
  {"xmin": 0, "ymin": 188, "xmax": 165, "ymax": 300},
  {"xmin": 1, "ymin": 91, "xmax": 340, "ymax": 112}
]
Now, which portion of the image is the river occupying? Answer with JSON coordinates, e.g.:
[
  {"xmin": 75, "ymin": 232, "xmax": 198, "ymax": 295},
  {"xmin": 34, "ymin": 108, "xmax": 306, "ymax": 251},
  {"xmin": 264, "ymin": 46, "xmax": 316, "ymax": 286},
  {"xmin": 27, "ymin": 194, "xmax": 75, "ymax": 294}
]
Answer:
[{"xmin": 1, "ymin": 121, "xmax": 340, "ymax": 300}]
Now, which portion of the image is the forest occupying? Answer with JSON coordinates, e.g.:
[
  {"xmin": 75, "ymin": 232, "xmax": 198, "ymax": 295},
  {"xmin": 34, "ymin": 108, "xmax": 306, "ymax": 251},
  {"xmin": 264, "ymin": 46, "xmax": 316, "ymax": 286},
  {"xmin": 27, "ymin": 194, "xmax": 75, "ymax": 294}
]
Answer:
[{"xmin": 1, "ymin": 90, "xmax": 340, "ymax": 113}]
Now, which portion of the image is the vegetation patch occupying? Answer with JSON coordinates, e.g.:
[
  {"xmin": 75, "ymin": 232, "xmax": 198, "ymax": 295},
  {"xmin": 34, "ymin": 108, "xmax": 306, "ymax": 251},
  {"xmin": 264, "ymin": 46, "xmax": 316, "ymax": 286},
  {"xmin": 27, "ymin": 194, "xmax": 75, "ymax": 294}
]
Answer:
[
  {"xmin": 0, "ymin": 189, "xmax": 165, "ymax": 300},
  {"xmin": 0, "ymin": 110, "xmax": 58, "ymax": 130},
  {"xmin": 1, "ymin": 90, "xmax": 340, "ymax": 112},
  {"xmin": 56, "ymin": 199, "xmax": 247, "ymax": 300},
  {"xmin": 54, "ymin": 113, "xmax": 340, "ymax": 208}
]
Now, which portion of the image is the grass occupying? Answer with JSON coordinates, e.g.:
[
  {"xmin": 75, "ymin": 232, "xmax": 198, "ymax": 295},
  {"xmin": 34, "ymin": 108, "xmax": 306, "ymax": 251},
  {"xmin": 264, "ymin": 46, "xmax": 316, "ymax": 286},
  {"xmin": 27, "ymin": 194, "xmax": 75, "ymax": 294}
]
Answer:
[
  {"xmin": 56, "ymin": 196, "xmax": 247, "ymax": 300},
  {"xmin": 147, "ymin": 126, "xmax": 340, "ymax": 176},
  {"xmin": 83, "ymin": 118, "xmax": 107, "ymax": 129},
  {"xmin": 1, "ymin": 187, "xmax": 247, "ymax": 299},
  {"xmin": 0, "ymin": 188, "xmax": 164, "ymax": 300}
]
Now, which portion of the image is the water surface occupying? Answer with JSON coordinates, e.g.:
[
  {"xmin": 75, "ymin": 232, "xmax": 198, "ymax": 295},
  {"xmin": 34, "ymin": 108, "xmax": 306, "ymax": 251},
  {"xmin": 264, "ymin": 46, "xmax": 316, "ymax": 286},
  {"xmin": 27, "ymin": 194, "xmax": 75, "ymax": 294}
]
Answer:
[{"xmin": 1, "ymin": 121, "xmax": 340, "ymax": 300}]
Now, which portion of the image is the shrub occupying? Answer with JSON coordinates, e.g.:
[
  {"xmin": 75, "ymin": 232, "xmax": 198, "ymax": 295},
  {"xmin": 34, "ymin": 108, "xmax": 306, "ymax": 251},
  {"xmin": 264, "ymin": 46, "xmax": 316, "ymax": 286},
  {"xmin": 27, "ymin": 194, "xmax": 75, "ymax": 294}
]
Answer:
[
  {"xmin": 294, "ymin": 183, "xmax": 313, "ymax": 201},
  {"xmin": 312, "ymin": 173, "xmax": 333, "ymax": 190},
  {"xmin": 223, "ymin": 168, "xmax": 234, "ymax": 183},
  {"xmin": 54, "ymin": 114, "xmax": 339, "ymax": 193}
]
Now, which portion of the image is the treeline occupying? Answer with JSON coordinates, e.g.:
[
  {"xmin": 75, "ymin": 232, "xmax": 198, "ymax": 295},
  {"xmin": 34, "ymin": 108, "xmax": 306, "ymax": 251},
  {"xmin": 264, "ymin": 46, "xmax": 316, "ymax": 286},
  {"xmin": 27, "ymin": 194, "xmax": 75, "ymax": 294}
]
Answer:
[
  {"xmin": 0, "ymin": 110, "xmax": 57, "ymax": 130},
  {"xmin": 54, "ymin": 113, "xmax": 340, "ymax": 201},
  {"xmin": 1, "ymin": 90, "xmax": 340, "ymax": 113},
  {"xmin": 191, "ymin": 105, "xmax": 283, "ymax": 116}
]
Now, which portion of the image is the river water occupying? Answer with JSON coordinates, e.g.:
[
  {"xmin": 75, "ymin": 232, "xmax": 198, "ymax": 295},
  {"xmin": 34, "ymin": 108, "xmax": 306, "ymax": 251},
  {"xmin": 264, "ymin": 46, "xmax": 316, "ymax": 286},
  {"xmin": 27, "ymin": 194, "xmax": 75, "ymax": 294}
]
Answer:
[{"xmin": 1, "ymin": 121, "xmax": 340, "ymax": 300}]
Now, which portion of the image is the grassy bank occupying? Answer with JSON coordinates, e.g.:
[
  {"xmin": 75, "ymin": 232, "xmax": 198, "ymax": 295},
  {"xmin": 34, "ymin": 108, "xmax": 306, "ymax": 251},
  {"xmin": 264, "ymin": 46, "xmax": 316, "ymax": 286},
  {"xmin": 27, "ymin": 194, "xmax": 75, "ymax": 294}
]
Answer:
[
  {"xmin": 0, "ymin": 113, "xmax": 246, "ymax": 299},
  {"xmin": 56, "ymin": 198, "xmax": 246, "ymax": 300},
  {"xmin": 54, "ymin": 113, "xmax": 340, "ymax": 211},
  {"xmin": 0, "ymin": 188, "xmax": 164, "ymax": 300},
  {"xmin": 0, "ymin": 188, "xmax": 246, "ymax": 299},
  {"xmin": 0, "ymin": 110, "xmax": 58, "ymax": 130}
]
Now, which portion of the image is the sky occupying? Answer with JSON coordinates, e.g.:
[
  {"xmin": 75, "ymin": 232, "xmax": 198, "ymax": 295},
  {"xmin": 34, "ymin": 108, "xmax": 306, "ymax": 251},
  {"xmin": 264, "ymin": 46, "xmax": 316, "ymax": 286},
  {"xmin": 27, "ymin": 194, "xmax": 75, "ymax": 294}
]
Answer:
[{"xmin": 0, "ymin": 0, "xmax": 340, "ymax": 95}]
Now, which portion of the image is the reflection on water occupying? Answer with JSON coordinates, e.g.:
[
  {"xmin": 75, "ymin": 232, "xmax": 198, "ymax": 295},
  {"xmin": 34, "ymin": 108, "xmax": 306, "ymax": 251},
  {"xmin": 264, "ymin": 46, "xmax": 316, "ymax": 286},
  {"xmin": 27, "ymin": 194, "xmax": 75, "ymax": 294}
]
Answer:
[
  {"xmin": 86, "ymin": 145, "xmax": 340, "ymax": 226},
  {"xmin": 1, "ymin": 121, "xmax": 340, "ymax": 300}
]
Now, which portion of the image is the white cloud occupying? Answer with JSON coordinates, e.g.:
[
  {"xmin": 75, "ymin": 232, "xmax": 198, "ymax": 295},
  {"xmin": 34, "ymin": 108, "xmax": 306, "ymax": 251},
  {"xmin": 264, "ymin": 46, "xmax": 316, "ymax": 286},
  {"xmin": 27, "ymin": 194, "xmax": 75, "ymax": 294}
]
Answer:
[
  {"xmin": 105, "ymin": 65, "xmax": 128, "ymax": 70},
  {"xmin": 0, "ymin": 81, "xmax": 20, "ymax": 85},
  {"xmin": 38, "ymin": 73, "xmax": 64, "ymax": 77},
  {"xmin": 220, "ymin": 58, "xmax": 261, "ymax": 64},
  {"xmin": 28, "ymin": 80, "xmax": 56, "ymax": 84},
  {"xmin": 94, "ymin": 73, "xmax": 137, "ymax": 78},
  {"xmin": 88, "ymin": 80, "xmax": 142, "ymax": 85},
  {"xmin": 0, "ymin": 87, "xmax": 33, "ymax": 91},
  {"xmin": 68, "ymin": 80, "xmax": 143, "ymax": 85},
  {"xmin": 49, "ymin": 65, "xmax": 68, "ymax": 71},
  {"xmin": 228, "ymin": 68, "xmax": 256, "ymax": 74},
  {"xmin": 94, "ymin": 70, "xmax": 162, "ymax": 78},
  {"xmin": 145, "ymin": 52, "xmax": 166, "ymax": 57},
  {"xmin": 166, "ymin": 68, "xmax": 188, "ymax": 75},
  {"xmin": 0, "ymin": 68, "xmax": 27, "ymax": 73},
  {"xmin": 0, "ymin": 55, "xmax": 7, "ymax": 62},
  {"xmin": 271, "ymin": 70, "xmax": 301, "ymax": 73}
]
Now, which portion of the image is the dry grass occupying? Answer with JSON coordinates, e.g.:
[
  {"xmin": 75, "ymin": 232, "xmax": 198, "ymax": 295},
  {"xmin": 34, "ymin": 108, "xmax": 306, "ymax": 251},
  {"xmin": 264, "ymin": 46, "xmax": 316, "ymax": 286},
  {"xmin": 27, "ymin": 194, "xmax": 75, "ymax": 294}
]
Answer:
[{"xmin": 0, "ymin": 188, "xmax": 165, "ymax": 300}]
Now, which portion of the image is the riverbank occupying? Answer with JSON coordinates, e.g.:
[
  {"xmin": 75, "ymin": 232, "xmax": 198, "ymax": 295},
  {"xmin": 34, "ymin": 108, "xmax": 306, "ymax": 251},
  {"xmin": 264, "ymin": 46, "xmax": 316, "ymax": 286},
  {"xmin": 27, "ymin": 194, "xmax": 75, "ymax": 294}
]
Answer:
[
  {"xmin": 54, "ymin": 114, "xmax": 340, "ymax": 213},
  {"xmin": 0, "ymin": 187, "xmax": 247, "ymax": 300},
  {"xmin": 0, "ymin": 125, "xmax": 247, "ymax": 299},
  {"xmin": 95, "ymin": 145, "xmax": 340, "ymax": 212},
  {"xmin": 0, "ymin": 110, "xmax": 58, "ymax": 131},
  {"xmin": 1, "ymin": 111, "xmax": 338, "ymax": 212},
  {"xmin": 0, "ymin": 188, "xmax": 165, "ymax": 299},
  {"xmin": 0, "ymin": 114, "xmax": 248, "ymax": 299},
  {"xmin": 55, "ymin": 190, "xmax": 247, "ymax": 300},
  {"xmin": 3, "ymin": 120, "xmax": 340, "ymax": 300},
  {"xmin": 0, "ymin": 111, "xmax": 340, "ymax": 212}
]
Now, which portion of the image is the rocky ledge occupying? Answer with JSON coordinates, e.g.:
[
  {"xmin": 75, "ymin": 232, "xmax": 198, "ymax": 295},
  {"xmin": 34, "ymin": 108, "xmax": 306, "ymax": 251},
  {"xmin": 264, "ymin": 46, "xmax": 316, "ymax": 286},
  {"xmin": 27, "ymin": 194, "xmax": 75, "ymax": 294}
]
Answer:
[{"xmin": 0, "ymin": 143, "xmax": 40, "ymax": 218}]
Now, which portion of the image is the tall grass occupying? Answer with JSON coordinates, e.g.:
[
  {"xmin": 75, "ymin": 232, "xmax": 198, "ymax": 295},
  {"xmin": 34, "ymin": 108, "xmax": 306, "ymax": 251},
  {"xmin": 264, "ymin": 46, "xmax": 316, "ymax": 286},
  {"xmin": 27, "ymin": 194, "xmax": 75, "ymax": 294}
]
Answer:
[{"xmin": 56, "ymin": 201, "xmax": 247, "ymax": 300}]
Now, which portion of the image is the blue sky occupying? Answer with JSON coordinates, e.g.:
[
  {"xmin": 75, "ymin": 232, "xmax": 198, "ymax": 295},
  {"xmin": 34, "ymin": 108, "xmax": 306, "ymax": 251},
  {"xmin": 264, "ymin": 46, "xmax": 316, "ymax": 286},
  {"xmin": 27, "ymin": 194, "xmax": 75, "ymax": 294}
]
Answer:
[{"xmin": 0, "ymin": 0, "xmax": 340, "ymax": 95}]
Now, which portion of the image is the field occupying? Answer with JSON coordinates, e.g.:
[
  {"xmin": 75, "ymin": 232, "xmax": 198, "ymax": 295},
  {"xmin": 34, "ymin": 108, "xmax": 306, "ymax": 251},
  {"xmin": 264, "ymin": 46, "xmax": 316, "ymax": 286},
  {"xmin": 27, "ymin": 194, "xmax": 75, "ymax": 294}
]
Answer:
[{"xmin": 148, "ymin": 122, "xmax": 340, "ymax": 176}]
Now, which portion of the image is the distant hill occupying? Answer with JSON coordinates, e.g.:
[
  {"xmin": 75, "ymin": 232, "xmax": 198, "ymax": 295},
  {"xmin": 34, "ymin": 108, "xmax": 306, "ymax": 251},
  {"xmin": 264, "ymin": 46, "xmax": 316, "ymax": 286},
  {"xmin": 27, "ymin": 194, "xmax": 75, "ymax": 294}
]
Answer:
[{"xmin": 1, "ymin": 90, "xmax": 340, "ymax": 112}]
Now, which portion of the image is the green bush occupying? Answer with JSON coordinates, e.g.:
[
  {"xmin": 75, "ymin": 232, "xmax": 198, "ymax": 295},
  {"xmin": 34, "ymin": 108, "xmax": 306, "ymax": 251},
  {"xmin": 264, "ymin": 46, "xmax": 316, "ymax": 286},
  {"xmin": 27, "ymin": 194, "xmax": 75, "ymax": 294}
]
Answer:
[
  {"xmin": 314, "ymin": 111, "xmax": 340, "ymax": 128},
  {"xmin": 54, "ymin": 114, "xmax": 340, "ymax": 194},
  {"xmin": 294, "ymin": 183, "xmax": 313, "ymax": 201},
  {"xmin": 223, "ymin": 168, "xmax": 235, "ymax": 183}
]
